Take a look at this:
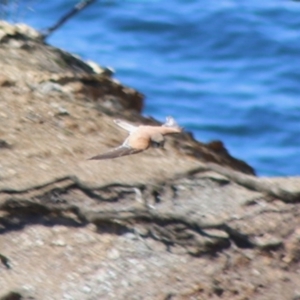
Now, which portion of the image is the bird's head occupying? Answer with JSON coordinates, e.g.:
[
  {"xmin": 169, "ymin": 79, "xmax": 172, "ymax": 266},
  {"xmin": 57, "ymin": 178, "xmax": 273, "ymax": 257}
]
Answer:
[{"xmin": 150, "ymin": 133, "xmax": 165, "ymax": 148}]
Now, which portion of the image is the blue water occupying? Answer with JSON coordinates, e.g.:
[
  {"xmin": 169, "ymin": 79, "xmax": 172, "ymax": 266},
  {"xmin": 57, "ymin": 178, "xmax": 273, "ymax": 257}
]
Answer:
[{"xmin": 2, "ymin": 0, "xmax": 300, "ymax": 176}]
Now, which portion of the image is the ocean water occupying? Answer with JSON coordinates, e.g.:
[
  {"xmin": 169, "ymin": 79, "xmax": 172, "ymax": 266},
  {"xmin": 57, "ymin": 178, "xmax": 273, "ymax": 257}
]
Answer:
[{"xmin": 2, "ymin": 0, "xmax": 300, "ymax": 176}]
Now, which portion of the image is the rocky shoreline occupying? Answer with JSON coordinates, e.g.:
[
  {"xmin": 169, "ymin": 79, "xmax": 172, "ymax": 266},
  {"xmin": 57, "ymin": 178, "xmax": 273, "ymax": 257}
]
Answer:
[{"xmin": 0, "ymin": 21, "xmax": 300, "ymax": 300}]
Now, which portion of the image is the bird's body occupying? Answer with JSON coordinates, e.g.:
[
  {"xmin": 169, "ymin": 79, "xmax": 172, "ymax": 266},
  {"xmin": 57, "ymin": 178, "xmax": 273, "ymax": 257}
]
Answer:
[{"xmin": 88, "ymin": 116, "xmax": 182, "ymax": 160}]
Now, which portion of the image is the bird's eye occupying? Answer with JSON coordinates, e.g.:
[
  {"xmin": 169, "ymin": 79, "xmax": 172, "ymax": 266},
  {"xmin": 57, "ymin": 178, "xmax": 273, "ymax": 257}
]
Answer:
[{"xmin": 151, "ymin": 141, "xmax": 164, "ymax": 148}]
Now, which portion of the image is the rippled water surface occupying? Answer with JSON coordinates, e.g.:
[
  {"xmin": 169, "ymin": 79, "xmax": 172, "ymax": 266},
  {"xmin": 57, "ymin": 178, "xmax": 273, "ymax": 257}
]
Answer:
[{"xmin": 3, "ymin": 0, "xmax": 300, "ymax": 176}]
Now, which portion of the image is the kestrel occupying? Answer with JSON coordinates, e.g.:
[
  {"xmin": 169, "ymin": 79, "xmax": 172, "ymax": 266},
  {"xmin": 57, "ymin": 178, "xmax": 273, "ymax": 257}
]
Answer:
[{"xmin": 88, "ymin": 116, "xmax": 182, "ymax": 160}]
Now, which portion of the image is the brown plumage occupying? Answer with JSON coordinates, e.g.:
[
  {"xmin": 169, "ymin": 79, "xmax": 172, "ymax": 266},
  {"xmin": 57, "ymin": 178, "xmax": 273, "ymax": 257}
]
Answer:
[{"xmin": 88, "ymin": 116, "xmax": 182, "ymax": 160}]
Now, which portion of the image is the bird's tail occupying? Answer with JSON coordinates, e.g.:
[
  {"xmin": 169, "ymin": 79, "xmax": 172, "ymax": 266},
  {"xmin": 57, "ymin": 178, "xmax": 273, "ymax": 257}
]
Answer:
[{"xmin": 114, "ymin": 119, "xmax": 138, "ymax": 132}]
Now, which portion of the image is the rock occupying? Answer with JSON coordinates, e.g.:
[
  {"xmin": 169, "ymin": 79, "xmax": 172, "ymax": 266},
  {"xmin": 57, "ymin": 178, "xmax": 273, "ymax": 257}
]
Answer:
[{"xmin": 0, "ymin": 21, "xmax": 300, "ymax": 300}]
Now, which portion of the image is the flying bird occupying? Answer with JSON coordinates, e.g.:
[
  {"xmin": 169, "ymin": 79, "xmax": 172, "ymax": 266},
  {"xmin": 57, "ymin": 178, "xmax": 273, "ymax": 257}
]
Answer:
[{"xmin": 88, "ymin": 116, "xmax": 182, "ymax": 160}]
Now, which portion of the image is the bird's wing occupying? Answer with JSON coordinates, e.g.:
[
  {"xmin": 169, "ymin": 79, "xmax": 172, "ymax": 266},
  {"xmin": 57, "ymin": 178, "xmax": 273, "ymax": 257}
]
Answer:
[
  {"xmin": 159, "ymin": 116, "xmax": 182, "ymax": 135},
  {"xmin": 114, "ymin": 119, "xmax": 138, "ymax": 133},
  {"xmin": 162, "ymin": 116, "xmax": 180, "ymax": 129},
  {"xmin": 88, "ymin": 145, "xmax": 142, "ymax": 160}
]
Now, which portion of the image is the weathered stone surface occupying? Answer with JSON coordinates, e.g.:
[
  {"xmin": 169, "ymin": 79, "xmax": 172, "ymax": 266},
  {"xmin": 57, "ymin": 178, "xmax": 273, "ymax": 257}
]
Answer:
[{"xmin": 0, "ymin": 22, "xmax": 300, "ymax": 300}]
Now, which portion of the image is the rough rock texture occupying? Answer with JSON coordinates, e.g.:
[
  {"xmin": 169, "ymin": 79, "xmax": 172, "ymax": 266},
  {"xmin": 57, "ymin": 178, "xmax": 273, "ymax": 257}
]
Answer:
[{"xmin": 0, "ymin": 21, "xmax": 300, "ymax": 300}]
